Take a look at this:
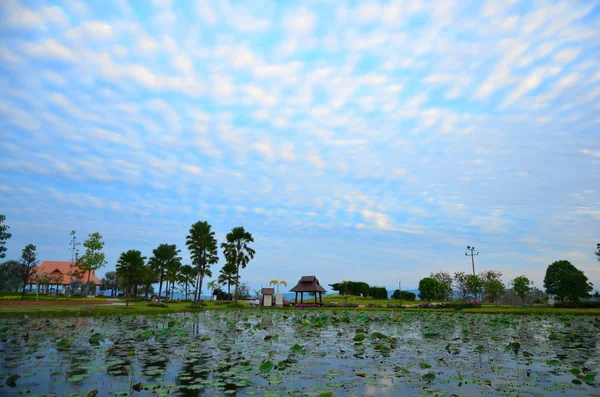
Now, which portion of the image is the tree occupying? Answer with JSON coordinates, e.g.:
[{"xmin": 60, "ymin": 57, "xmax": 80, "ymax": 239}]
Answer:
[
  {"xmin": 418, "ymin": 277, "xmax": 440, "ymax": 303},
  {"xmin": 485, "ymin": 280, "xmax": 506, "ymax": 304},
  {"xmin": 329, "ymin": 281, "xmax": 370, "ymax": 296},
  {"xmin": 67, "ymin": 230, "xmax": 80, "ymax": 294},
  {"xmin": 186, "ymin": 221, "xmax": 219, "ymax": 302},
  {"xmin": 207, "ymin": 280, "xmax": 218, "ymax": 299},
  {"xmin": 0, "ymin": 215, "xmax": 12, "ymax": 260},
  {"xmin": 596, "ymin": 243, "xmax": 600, "ymax": 264},
  {"xmin": 466, "ymin": 274, "xmax": 483, "ymax": 301},
  {"xmin": 391, "ymin": 290, "xmax": 416, "ymax": 301},
  {"xmin": 543, "ymin": 260, "xmax": 593, "ymax": 302},
  {"xmin": 221, "ymin": 226, "xmax": 255, "ymax": 304},
  {"xmin": 453, "ymin": 271, "xmax": 469, "ymax": 301},
  {"xmin": 78, "ymin": 232, "xmax": 107, "ymax": 296},
  {"xmin": 431, "ymin": 271, "xmax": 453, "ymax": 301},
  {"xmin": 510, "ymin": 275, "xmax": 532, "ymax": 305},
  {"xmin": 101, "ymin": 271, "xmax": 119, "ymax": 296},
  {"xmin": 178, "ymin": 264, "xmax": 196, "ymax": 300},
  {"xmin": 164, "ymin": 257, "xmax": 183, "ymax": 300},
  {"xmin": 115, "ymin": 250, "xmax": 146, "ymax": 307},
  {"xmin": 218, "ymin": 262, "xmax": 238, "ymax": 300},
  {"xmin": 149, "ymin": 244, "xmax": 181, "ymax": 301},
  {"xmin": 479, "ymin": 270, "xmax": 503, "ymax": 303},
  {"xmin": 269, "ymin": 279, "xmax": 287, "ymax": 294},
  {"xmin": 139, "ymin": 264, "xmax": 159, "ymax": 299},
  {"xmin": 19, "ymin": 244, "xmax": 39, "ymax": 301},
  {"xmin": 0, "ymin": 260, "xmax": 23, "ymax": 292}
]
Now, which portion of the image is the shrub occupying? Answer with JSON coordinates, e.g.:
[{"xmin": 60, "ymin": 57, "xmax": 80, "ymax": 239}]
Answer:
[
  {"xmin": 295, "ymin": 303, "xmax": 321, "ymax": 308},
  {"xmin": 368, "ymin": 287, "xmax": 388, "ymax": 300},
  {"xmin": 446, "ymin": 301, "xmax": 482, "ymax": 309},
  {"xmin": 554, "ymin": 301, "xmax": 600, "ymax": 308},
  {"xmin": 392, "ymin": 290, "xmax": 416, "ymax": 301}
]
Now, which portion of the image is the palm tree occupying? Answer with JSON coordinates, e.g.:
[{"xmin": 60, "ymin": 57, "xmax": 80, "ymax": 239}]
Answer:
[
  {"xmin": 269, "ymin": 279, "xmax": 287, "ymax": 294},
  {"xmin": 207, "ymin": 280, "xmax": 218, "ymax": 300},
  {"xmin": 116, "ymin": 250, "xmax": 146, "ymax": 307},
  {"xmin": 149, "ymin": 244, "xmax": 181, "ymax": 302},
  {"xmin": 139, "ymin": 264, "xmax": 159, "ymax": 299},
  {"xmin": 218, "ymin": 262, "xmax": 238, "ymax": 300},
  {"xmin": 178, "ymin": 264, "xmax": 196, "ymax": 299},
  {"xmin": 164, "ymin": 259, "xmax": 182, "ymax": 300},
  {"xmin": 221, "ymin": 226, "xmax": 255, "ymax": 304},
  {"xmin": 186, "ymin": 221, "xmax": 219, "ymax": 302}
]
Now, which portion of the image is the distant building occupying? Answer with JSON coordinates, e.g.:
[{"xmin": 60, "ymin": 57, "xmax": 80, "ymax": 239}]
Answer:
[
  {"xmin": 26, "ymin": 261, "xmax": 102, "ymax": 294},
  {"xmin": 261, "ymin": 287, "xmax": 275, "ymax": 307}
]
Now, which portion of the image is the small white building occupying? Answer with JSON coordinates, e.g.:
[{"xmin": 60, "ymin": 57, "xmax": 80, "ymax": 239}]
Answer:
[{"xmin": 262, "ymin": 288, "xmax": 275, "ymax": 307}]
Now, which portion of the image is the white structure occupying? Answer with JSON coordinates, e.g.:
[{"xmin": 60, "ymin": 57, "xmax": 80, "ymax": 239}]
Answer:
[
  {"xmin": 275, "ymin": 293, "xmax": 283, "ymax": 307},
  {"xmin": 262, "ymin": 288, "xmax": 274, "ymax": 307}
]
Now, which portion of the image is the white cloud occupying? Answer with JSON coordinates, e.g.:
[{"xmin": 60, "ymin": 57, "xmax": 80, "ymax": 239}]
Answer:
[
  {"xmin": 182, "ymin": 164, "xmax": 202, "ymax": 175},
  {"xmin": 553, "ymin": 48, "xmax": 580, "ymax": 63},
  {"xmin": 581, "ymin": 149, "xmax": 600, "ymax": 158},
  {"xmin": 243, "ymin": 85, "xmax": 277, "ymax": 107},
  {"xmin": 251, "ymin": 141, "xmax": 275, "ymax": 161},
  {"xmin": 283, "ymin": 8, "xmax": 316, "ymax": 35},
  {"xmin": 502, "ymin": 67, "xmax": 562, "ymax": 107},
  {"xmin": 43, "ymin": 71, "xmax": 66, "ymax": 85},
  {"xmin": 22, "ymin": 39, "xmax": 75, "ymax": 62},
  {"xmin": 306, "ymin": 153, "xmax": 326, "ymax": 169}
]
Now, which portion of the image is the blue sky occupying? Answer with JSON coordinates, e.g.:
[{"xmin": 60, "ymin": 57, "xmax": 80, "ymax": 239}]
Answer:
[{"xmin": 1, "ymin": 0, "xmax": 599, "ymax": 292}]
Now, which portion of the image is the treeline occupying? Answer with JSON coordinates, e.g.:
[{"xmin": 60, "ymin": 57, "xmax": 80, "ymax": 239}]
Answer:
[
  {"xmin": 418, "ymin": 261, "xmax": 596, "ymax": 305},
  {"xmin": 0, "ymin": 215, "xmax": 255, "ymax": 303},
  {"xmin": 328, "ymin": 281, "xmax": 413, "ymax": 300}
]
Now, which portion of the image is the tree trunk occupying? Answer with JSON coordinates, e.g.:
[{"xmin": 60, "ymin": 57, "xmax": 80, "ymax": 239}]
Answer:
[
  {"xmin": 198, "ymin": 270, "xmax": 205, "ymax": 302},
  {"xmin": 185, "ymin": 283, "xmax": 188, "ymax": 300},
  {"xmin": 158, "ymin": 266, "xmax": 164, "ymax": 302},
  {"xmin": 21, "ymin": 280, "xmax": 27, "ymax": 301},
  {"xmin": 234, "ymin": 266, "xmax": 239, "ymax": 304},
  {"xmin": 227, "ymin": 280, "xmax": 231, "ymax": 300},
  {"xmin": 194, "ymin": 272, "xmax": 200, "ymax": 302}
]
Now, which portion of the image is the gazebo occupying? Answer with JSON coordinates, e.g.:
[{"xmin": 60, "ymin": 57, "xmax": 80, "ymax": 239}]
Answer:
[{"xmin": 290, "ymin": 276, "xmax": 327, "ymax": 304}]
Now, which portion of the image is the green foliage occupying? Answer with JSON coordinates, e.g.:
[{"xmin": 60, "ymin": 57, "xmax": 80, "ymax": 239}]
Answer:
[
  {"xmin": 511, "ymin": 275, "xmax": 532, "ymax": 304},
  {"xmin": 0, "ymin": 215, "xmax": 12, "ymax": 260},
  {"xmin": 453, "ymin": 271, "xmax": 469, "ymax": 300},
  {"xmin": 149, "ymin": 244, "xmax": 181, "ymax": 301},
  {"xmin": 368, "ymin": 286, "xmax": 388, "ymax": 299},
  {"xmin": 596, "ymin": 243, "xmax": 600, "ymax": 264},
  {"xmin": 391, "ymin": 290, "xmax": 416, "ymax": 301},
  {"xmin": 221, "ymin": 226, "xmax": 255, "ymax": 303},
  {"xmin": 466, "ymin": 274, "xmax": 483, "ymax": 300},
  {"xmin": 544, "ymin": 260, "xmax": 593, "ymax": 302},
  {"xmin": 100, "ymin": 271, "xmax": 119, "ymax": 296},
  {"xmin": 329, "ymin": 281, "xmax": 370, "ymax": 296},
  {"xmin": 479, "ymin": 270, "xmax": 505, "ymax": 303},
  {"xmin": 186, "ymin": 221, "xmax": 219, "ymax": 301},
  {"xmin": 418, "ymin": 277, "xmax": 439, "ymax": 302},
  {"xmin": 19, "ymin": 244, "xmax": 39, "ymax": 300},
  {"xmin": 78, "ymin": 232, "xmax": 107, "ymax": 292},
  {"xmin": 0, "ymin": 260, "xmax": 24, "ymax": 292},
  {"xmin": 147, "ymin": 302, "xmax": 168, "ymax": 308},
  {"xmin": 431, "ymin": 271, "xmax": 453, "ymax": 301},
  {"xmin": 116, "ymin": 250, "xmax": 146, "ymax": 306}
]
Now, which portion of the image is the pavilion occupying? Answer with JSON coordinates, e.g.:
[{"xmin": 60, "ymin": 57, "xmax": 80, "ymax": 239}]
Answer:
[
  {"xmin": 26, "ymin": 261, "xmax": 102, "ymax": 294},
  {"xmin": 290, "ymin": 275, "xmax": 327, "ymax": 305}
]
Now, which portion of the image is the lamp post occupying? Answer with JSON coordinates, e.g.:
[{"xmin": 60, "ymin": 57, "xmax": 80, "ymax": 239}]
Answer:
[{"xmin": 465, "ymin": 245, "xmax": 479, "ymax": 275}]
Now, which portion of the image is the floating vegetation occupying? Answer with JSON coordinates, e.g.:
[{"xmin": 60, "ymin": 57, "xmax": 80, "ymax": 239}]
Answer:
[{"xmin": 0, "ymin": 311, "xmax": 599, "ymax": 396}]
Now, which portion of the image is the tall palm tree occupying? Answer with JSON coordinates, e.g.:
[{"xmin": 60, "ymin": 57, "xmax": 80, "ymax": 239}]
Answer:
[
  {"xmin": 218, "ymin": 262, "xmax": 238, "ymax": 300},
  {"xmin": 178, "ymin": 264, "xmax": 196, "ymax": 300},
  {"xmin": 139, "ymin": 263, "xmax": 159, "ymax": 299},
  {"xmin": 221, "ymin": 226, "xmax": 255, "ymax": 304},
  {"xmin": 206, "ymin": 280, "xmax": 218, "ymax": 300},
  {"xmin": 149, "ymin": 244, "xmax": 181, "ymax": 302},
  {"xmin": 116, "ymin": 250, "xmax": 146, "ymax": 307},
  {"xmin": 186, "ymin": 221, "xmax": 219, "ymax": 302}
]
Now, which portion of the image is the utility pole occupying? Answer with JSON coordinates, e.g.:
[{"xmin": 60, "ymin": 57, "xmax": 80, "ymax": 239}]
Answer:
[
  {"xmin": 398, "ymin": 279, "xmax": 402, "ymax": 292},
  {"xmin": 465, "ymin": 245, "xmax": 479, "ymax": 275}
]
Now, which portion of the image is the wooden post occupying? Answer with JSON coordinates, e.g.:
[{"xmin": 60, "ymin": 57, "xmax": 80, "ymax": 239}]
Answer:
[
  {"xmin": 319, "ymin": 292, "xmax": 322, "ymax": 305},
  {"xmin": 314, "ymin": 293, "xmax": 317, "ymax": 303},
  {"xmin": 301, "ymin": 292, "xmax": 304, "ymax": 303}
]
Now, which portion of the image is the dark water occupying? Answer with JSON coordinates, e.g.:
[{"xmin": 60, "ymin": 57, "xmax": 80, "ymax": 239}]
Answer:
[{"xmin": 1, "ymin": 310, "xmax": 599, "ymax": 396}]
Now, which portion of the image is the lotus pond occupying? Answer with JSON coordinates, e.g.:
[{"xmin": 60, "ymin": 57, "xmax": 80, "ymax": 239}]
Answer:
[{"xmin": 1, "ymin": 310, "xmax": 599, "ymax": 397}]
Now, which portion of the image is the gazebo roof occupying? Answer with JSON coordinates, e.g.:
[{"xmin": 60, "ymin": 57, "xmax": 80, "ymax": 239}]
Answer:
[{"xmin": 290, "ymin": 275, "xmax": 326, "ymax": 293}]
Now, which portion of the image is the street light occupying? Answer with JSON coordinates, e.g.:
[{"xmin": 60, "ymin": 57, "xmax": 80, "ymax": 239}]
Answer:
[{"xmin": 465, "ymin": 245, "xmax": 479, "ymax": 275}]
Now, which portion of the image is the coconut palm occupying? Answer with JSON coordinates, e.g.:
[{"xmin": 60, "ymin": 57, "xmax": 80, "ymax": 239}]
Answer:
[
  {"xmin": 116, "ymin": 250, "xmax": 146, "ymax": 307},
  {"xmin": 186, "ymin": 221, "xmax": 219, "ymax": 302},
  {"xmin": 269, "ymin": 279, "xmax": 287, "ymax": 294},
  {"xmin": 221, "ymin": 227, "xmax": 255, "ymax": 304},
  {"xmin": 149, "ymin": 244, "xmax": 181, "ymax": 302},
  {"xmin": 139, "ymin": 263, "xmax": 159, "ymax": 299},
  {"xmin": 164, "ymin": 258, "xmax": 182, "ymax": 300},
  {"xmin": 178, "ymin": 264, "xmax": 196, "ymax": 299},
  {"xmin": 207, "ymin": 280, "xmax": 218, "ymax": 299}
]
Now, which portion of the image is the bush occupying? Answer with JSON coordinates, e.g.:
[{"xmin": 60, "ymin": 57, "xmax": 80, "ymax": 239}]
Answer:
[
  {"xmin": 385, "ymin": 303, "xmax": 405, "ymax": 308},
  {"xmin": 554, "ymin": 301, "xmax": 600, "ymax": 308},
  {"xmin": 368, "ymin": 287, "xmax": 388, "ymax": 300},
  {"xmin": 214, "ymin": 301, "xmax": 233, "ymax": 306},
  {"xmin": 326, "ymin": 303, "xmax": 359, "ymax": 308},
  {"xmin": 446, "ymin": 301, "xmax": 482, "ymax": 309},
  {"xmin": 186, "ymin": 302, "xmax": 207, "ymax": 310},
  {"xmin": 391, "ymin": 290, "xmax": 416, "ymax": 301},
  {"xmin": 147, "ymin": 302, "xmax": 168, "ymax": 308}
]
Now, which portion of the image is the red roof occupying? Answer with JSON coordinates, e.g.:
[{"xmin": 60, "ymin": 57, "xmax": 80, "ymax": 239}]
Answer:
[{"xmin": 30, "ymin": 261, "xmax": 102, "ymax": 285}]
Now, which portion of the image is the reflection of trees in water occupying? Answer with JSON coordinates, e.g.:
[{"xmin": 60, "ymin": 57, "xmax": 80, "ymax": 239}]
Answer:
[
  {"xmin": 66, "ymin": 346, "xmax": 93, "ymax": 380},
  {"xmin": 140, "ymin": 343, "xmax": 170, "ymax": 378},
  {"xmin": 550, "ymin": 319, "xmax": 600, "ymax": 368},
  {"xmin": 176, "ymin": 347, "xmax": 211, "ymax": 397}
]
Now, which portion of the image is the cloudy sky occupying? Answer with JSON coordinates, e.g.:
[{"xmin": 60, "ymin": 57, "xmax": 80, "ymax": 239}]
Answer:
[{"xmin": 1, "ymin": 0, "xmax": 599, "ymax": 292}]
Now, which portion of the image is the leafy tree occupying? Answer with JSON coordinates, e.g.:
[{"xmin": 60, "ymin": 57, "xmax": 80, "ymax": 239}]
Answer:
[
  {"xmin": 218, "ymin": 262, "xmax": 238, "ymax": 300},
  {"xmin": 543, "ymin": 260, "xmax": 593, "ymax": 302},
  {"xmin": 234, "ymin": 282, "xmax": 251, "ymax": 300},
  {"xmin": 479, "ymin": 270, "xmax": 503, "ymax": 302},
  {"xmin": 418, "ymin": 277, "xmax": 440, "ymax": 303},
  {"xmin": 0, "ymin": 260, "xmax": 23, "ymax": 292},
  {"xmin": 269, "ymin": 279, "xmax": 287, "ymax": 294},
  {"xmin": 369, "ymin": 286, "xmax": 388, "ymax": 299},
  {"xmin": 453, "ymin": 271, "xmax": 469, "ymax": 301},
  {"xmin": 596, "ymin": 243, "xmax": 600, "ymax": 264},
  {"xmin": 178, "ymin": 264, "xmax": 196, "ymax": 299},
  {"xmin": 329, "ymin": 281, "xmax": 370, "ymax": 296},
  {"xmin": 100, "ymin": 271, "xmax": 119, "ymax": 296},
  {"xmin": 391, "ymin": 290, "xmax": 416, "ymax": 301},
  {"xmin": 510, "ymin": 275, "xmax": 532, "ymax": 304},
  {"xmin": 116, "ymin": 250, "xmax": 146, "ymax": 307},
  {"xmin": 149, "ymin": 244, "xmax": 181, "ymax": 301},
  {"xmin": 0, "ymin": 215, "xmax": 12, "ymax": 260},
  {"xmin": 485, "ymin": 280, "xmax": 506, "ymax": 304},
  {"xmin": 431, "ymin": 271, "xmax": 453, "ymax": 301},
  {"xmin": 77, "ymin": 232, "xmax": 107, "ymax": 295},
  {"xmin": 221, "ymin": 226, "xmax": 255, "ymax": 304},
  {"xmin": 19, "ymin": 244, "xmax": 39, "ymax": 301},
  {"xmin": 164, "ymin": 257, "xmax": 183, "ymax": 300},
  {"xmin": 466, "ymin": 274, "xmax": 484, "ymax": 301},
  {"xmin": 186, "ymin": 221, "xmax": 219, "ymax": 302},
  {"xmin": 67, "ymin": 230, "xmax": 80, "ymax": 294},
  {"xmin": 69, "ymin": 279, "xmax": 83, "ymax": 296},
  {"xmin": 207, "ymin": 280, "xmax": 218, "ymax": 296}
]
